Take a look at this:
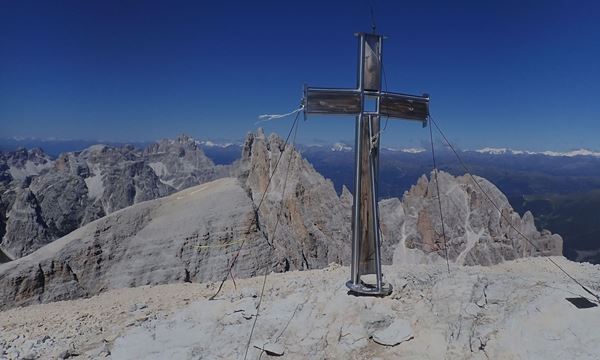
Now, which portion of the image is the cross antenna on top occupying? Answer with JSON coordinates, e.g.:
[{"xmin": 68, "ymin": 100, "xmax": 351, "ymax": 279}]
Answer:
[{"xmin": 369, "ymin": 2, "xmax": 376, "ymax": 33}]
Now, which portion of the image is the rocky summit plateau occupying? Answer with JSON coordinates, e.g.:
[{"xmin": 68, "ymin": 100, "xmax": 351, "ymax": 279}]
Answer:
[
  {"xmin": 0, "ymin": 130, "xmax": 594, "ymax": 360},
  {"xmin": 1, "ymin": 258, "xmax": 599, "ymax": 359}
]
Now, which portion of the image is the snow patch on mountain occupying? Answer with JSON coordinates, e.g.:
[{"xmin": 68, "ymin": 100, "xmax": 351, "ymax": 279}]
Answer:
[
  {"xmin": 539, "ymin": 149, "xmax": 600, "ymax": 157},
  {"xmin": 328, "ymin": 144, "xmax": 427, "ymax": 153},
  {"xmin": 196, "ymin": 140, "xmax": 236, "ymax": 148},
  {"xmin": 475, "ymin": 147, "xmax": 523, "ymax": 155},
  {"xmin": 384, "ymin": 147, "xmax": 427, "ymax": 154},
  {"xmin": 331, "ymin": 142, "xmax": 352, "ymax": 152},
  {"xmin": 475, "ymin": 147, "xmax": 600, "ymax": 157},
  {"xmin": 84, "ymin": 172, "xmax": 104, "ymax": 201},
  {"xmin": 147, "ymin": 161, "xmax": 169, "ymax": 178}
]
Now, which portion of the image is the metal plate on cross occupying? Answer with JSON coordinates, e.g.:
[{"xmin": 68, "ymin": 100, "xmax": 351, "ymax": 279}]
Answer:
[{"xmin": 304, "ymin": 87, "xmax": 361, "ymax": 115}]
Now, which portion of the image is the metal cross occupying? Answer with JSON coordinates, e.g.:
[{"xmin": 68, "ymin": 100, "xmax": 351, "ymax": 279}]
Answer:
[{"xmin": 303, "ymin": 32, "xmax": 430, "ymax": 296}]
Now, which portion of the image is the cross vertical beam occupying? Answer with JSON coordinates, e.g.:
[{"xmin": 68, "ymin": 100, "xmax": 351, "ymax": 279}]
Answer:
[
  {"xmin": 355, "ymin": 114, "xmax": 381, "ymax": 284},
  {"xmin": 303, "ymin": 32, "xmax": 430, "ymax": 296}
]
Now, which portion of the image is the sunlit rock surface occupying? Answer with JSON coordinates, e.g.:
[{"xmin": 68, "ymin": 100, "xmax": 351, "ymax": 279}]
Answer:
[{"xmin": 0, "ymin": 258, "xmax": 598, "ymax": 359}]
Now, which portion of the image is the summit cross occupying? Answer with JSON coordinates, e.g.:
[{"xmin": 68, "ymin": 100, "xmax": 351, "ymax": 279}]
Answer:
[{"xmin": 303, "ymin": 32, "xmax": 430, "ymax": 296}]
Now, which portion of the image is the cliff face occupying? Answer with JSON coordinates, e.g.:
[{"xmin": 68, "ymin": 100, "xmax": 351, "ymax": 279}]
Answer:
[{"xmin": 237, "ymin": 129, "xmax": 352, "ymax": 272}]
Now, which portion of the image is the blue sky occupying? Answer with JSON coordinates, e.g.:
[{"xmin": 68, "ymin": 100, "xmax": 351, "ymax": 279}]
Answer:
[{"xmin": 1, "ymin": 1, "xmax": 599, "ymax": 151}]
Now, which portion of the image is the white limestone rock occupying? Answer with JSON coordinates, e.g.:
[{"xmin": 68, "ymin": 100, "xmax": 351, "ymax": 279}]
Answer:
[{"xmin": 1, "ymin": 257, "xmax": 599, "ymax": 359}]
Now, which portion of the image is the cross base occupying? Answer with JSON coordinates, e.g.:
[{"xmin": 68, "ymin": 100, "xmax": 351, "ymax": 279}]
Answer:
[{"xmin": 346, "ymin": 279, "xmax": 393, "ymax": 296}]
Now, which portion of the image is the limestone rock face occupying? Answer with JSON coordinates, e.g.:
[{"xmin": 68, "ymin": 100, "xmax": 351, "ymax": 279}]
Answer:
[
  {"xmin": 0, "ymin": 135, "xmax": 225, "ymax": 259},
  {"xmin": 0, "ymin": 178, "xmax": 270, "ymax": 310},
  {"xmin": 61, "ymin": 144, "xmax": 174, "ymax": 215},
  {"xmin": 1, "ymin": 189, "xmax": 51, "ymax": 259},
  {"xmin": 1, "ymin": 145, "xmax": 172, "ymax": 258},
  {"xmin": 382, "ymin": 171, "xmax": 563, "ymax": 266},
  {"xmin": 0, "ymin": 148, "xmax": 54, "ymax": 259},
  {"xmin": 237, "ymin": 129, "xmax": 351, "ymax": 272}
]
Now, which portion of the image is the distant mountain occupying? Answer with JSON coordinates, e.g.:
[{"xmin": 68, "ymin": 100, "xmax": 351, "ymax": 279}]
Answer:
[
  {"xmin": 0, "ymin": 136, "xmax": 229, "ymax": 259},
  {"xmin": 0, "ymin": 137, "xmax": 152, "ymax": 158},
  {"xmin": 2, "ymin": 135, "xmax": 598, "ymax": 264},
  {"xmin": 4, "ymin": 137, "xmax": 599, "ymax": 160}
]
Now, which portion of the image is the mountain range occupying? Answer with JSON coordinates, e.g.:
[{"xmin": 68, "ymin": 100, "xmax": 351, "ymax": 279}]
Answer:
[
  {"xmin": 3, "ymin": 137, "xmax": 600, "ymax": 159},
  {"xmin": 0, "ymin": 136, "xmax": 228, "ymax": 260},
  {"xmin": 2, "ymin": 135, "xmax": 598, "ymax": 265},
  {"xmin": 0, "ymin": 130, "xmax": 563, "ymax": 310}
]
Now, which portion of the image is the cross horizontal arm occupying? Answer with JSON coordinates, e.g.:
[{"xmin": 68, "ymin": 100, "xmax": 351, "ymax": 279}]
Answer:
[
  {"xmin": 304, "ymin": 87, "xmax": 361, "ymax": 115},
  {"xmin": 379, "ymin": 91, "xmax": 430, "ymax": 122},
  {"xmin": 304, "ymin": 87, "xmax": 430, "ymax": 123}
]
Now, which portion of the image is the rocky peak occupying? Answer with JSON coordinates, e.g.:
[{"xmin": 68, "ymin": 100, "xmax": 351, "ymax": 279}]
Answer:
[
  {"xmin": 54, "ymin": 152, "xmax": 90, "ymax": 177},
  {"xmin": 174, "ymin": 133, "xmax": 196, "ymax": 145},
  {"xmin": 384, "ymin": 170, "xmax": 563, "ymax": 266},
  {"xmin": 340, "ymin": 185, "xmax": 353, "ymax": 206},
  {"xmin": 238, "ymin": 130, "xmax": 351, "ymax": 271},
  {"xmin": 143, "ymin": 134, "xmax": 223, "ymax": 190},
  {"xmin": 240, "ymin": 131, "xmax": 255, "ymax": 163},
  {"xmin": 145, "ymin": 134, "xmax": 202, "ymax": 155},
  {"xmin": 0, "ymin": 147, "xmax": 53, "ymax": 181},
  {"xmin": 80, "ymin": 144, "xmax": 140, "ymax": 167},
  {"xmin": 256, "ymin": 127, "xmax": 266, "ymax": 140},
  {"xmin": 7, "ymin": 147, "xmax": 50, "ymax": 164}
]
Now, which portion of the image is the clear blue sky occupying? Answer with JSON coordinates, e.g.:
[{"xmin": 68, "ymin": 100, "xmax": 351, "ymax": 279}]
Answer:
[{"xmin": 1, "ymin": 1, "xmax": 599, "ymax": 151}]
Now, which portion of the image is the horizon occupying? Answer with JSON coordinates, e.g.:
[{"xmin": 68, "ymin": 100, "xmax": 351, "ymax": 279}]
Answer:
[
  {"xmin": 1, "ymin": 1, "xmax": 599, "ymax": 151},
  {"xmin": 2, "ymin": 132, "xmax": 600, "ymax": 156}
]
